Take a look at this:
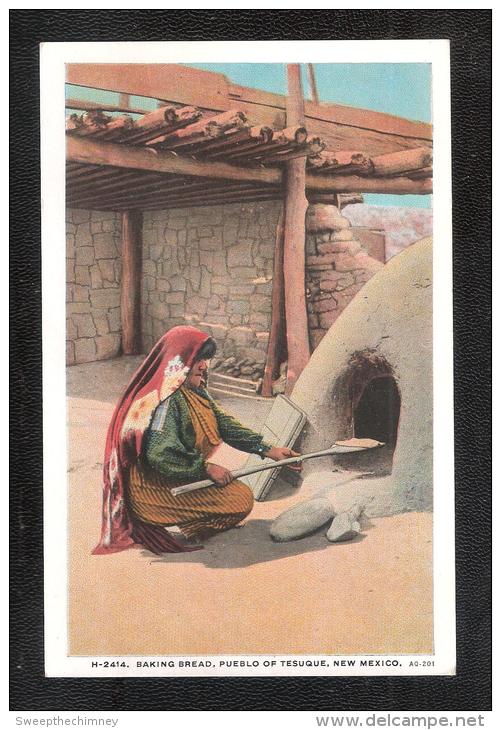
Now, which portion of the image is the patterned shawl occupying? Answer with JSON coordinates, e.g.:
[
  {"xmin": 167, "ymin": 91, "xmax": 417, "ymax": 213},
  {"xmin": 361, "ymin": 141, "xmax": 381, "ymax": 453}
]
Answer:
[{"xmin": 93, "ymin": 325, "xmax": 210, "ymax": 555}]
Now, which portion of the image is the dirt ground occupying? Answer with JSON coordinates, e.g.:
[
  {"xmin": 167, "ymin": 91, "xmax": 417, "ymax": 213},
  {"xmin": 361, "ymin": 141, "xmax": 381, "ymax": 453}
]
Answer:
[{"xmin": 67, "ymin": 357, "xmax": 433, "ymax": 656}]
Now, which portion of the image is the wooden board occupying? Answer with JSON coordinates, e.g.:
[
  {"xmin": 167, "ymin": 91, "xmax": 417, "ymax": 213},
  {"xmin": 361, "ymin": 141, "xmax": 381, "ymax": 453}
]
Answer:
[
  {"xmin": 66, "ymin": 63, "xmax": 231, "ymax": 112},
  {"xmin": 242, "ymin": 394, "xmax": 307, "ymax": 501}
]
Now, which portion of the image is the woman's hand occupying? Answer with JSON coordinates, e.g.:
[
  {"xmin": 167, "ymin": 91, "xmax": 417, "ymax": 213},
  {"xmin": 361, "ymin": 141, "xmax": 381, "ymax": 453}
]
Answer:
[
  {"xmin": 264, "ymin": 446, "xmax": 302, "ymax": 471},
  {"xmin": 206, "ymin": 462, "xmax": 234, "ymax": 486}
]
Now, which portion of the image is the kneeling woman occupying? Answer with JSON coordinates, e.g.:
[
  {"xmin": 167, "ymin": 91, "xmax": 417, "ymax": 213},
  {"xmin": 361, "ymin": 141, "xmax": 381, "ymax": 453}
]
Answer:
[{"xmin": 94, "ymin": 326, "xmax": 296, "ymax": 555}]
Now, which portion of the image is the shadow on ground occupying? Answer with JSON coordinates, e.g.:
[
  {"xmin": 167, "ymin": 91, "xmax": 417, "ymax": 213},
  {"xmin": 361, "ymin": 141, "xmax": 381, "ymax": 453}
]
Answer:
[{"xmin": 147, "ymin": 518, "xmax": 366, "ymax": 569}]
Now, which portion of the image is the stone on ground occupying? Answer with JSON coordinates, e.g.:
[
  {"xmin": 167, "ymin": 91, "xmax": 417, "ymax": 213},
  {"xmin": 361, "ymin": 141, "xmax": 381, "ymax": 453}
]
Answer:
[
  {"xmin": 347, "ymin": 503, "xmax": 364, "ymax": 522},
  {"xmin": 270, "ymin": 497, "xmax": 335, "ymax": 542},
  {"xmin": 326, "ymin": 513, "xmax": 361, "ymax": 543}
]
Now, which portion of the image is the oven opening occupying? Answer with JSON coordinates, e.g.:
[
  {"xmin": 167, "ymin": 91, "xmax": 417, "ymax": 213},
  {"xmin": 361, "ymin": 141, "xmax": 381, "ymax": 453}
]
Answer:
[{"xmin": 354, "ymin": 375, "xmax": 400, "ymax": 447}]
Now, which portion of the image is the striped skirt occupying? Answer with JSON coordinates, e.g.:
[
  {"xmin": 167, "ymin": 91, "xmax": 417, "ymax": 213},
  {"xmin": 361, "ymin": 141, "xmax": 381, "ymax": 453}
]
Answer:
[{"xmin": 128, "ymin": 463, "xmax": 254, "ymax": 539}]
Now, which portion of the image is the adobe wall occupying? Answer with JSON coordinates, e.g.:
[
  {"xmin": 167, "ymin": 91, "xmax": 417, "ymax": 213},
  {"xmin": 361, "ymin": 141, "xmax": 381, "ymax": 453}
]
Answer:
[{"xmin": 291, "ymin": 237, "xmax": 433, "ymax": 517}]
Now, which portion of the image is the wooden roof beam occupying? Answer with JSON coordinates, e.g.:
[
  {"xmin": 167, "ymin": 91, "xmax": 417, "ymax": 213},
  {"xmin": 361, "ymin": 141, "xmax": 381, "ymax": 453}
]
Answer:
[
  {"xmin": 66, "ymin": 98, "xmax": 151, "ymax": 116},
  {"xmin": 371, "ymin": 147, "xmax": 433, "ymax": 177},
  {"xmin": 67, "ymin": 136, "xmax": 432, "ymax": 195}
]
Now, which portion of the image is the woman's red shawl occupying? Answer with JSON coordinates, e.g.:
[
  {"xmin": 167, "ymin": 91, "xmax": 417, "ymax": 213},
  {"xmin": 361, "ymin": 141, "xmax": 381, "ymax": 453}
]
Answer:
[{"xmin": 93, "ymin": 326, "xmax": 210, "ymax": 555}]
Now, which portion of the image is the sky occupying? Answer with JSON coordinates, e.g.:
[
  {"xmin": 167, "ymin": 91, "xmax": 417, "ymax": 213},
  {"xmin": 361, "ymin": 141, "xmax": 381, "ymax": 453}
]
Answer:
[{"xmin": 67, "ymin": 63, "xmax": 432, "ymax": 209}]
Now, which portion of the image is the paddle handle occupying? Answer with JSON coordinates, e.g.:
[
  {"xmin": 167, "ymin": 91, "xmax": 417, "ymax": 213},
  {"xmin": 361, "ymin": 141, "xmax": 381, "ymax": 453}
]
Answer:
[{"xmin": 170, "ymin": 444, "xmax": 372, "ymax": 496}]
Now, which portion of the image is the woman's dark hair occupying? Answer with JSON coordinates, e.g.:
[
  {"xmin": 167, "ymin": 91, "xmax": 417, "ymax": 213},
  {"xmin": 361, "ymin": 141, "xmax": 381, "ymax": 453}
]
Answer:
[{"xmin": 195, "ymin": 337, "xmax": 217, "ymax": 362}]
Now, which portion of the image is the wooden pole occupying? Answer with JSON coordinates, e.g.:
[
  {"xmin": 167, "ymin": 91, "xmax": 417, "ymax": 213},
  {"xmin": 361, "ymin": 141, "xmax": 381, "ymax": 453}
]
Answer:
[
  {"xmin": 307, "ymin": 63, "xmax": 319, "ymax": 105},
  {"xmin": 262, "ymin": 207, "xmax": 286, "ymax": 397},
  {"xmin": 119, "ymin": 93, "xmax": 131, "ymax": 109},
  {"xmin": 121, "ymin": 211, "xmax": 143, "ymax": 355},
  {"xmin": 283, "ymin": 63, "xmax": 310, "ymax": 395}
]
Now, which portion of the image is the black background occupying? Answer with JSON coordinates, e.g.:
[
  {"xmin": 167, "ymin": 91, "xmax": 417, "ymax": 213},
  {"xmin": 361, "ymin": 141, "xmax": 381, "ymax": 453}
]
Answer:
[{"xmin": 10, "ymin": 9, "xmax": 492, "ymax": 712}]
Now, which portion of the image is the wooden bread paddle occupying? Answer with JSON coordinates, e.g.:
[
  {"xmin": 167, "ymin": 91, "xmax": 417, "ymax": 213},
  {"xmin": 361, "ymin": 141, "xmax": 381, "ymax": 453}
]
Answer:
[{"xmin": 170, "ymin": 438, "xmax": 384, "ymax": 496}]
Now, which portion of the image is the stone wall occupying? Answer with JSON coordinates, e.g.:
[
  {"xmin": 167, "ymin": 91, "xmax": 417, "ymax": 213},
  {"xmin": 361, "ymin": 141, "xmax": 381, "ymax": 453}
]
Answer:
[
  {"xmin": 66, "ymin": 209, "xmax": 122, "ymax": 365},
  {"xmin": 305, "ymin": 204, "xmax": 384, "ymax": 350},
  {"xmin": 141, "ymin": 202, "xmax": 283, "ymax": 373},
  {"xmin": 66, "ymin": 201, "xmax": 389, "ymax": 371}
]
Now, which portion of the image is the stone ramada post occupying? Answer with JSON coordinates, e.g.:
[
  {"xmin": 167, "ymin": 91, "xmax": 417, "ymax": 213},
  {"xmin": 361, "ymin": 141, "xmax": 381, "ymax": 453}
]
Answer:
[{"xmin": 305, "ymin": 201, "xmax": 384, "ymax": 350}]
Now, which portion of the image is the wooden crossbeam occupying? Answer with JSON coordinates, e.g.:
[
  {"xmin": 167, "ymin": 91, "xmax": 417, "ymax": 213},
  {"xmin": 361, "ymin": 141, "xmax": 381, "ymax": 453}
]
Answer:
[
  {"xmin": 67, "ymin": 139, "xmax": 432, "ymax": 196},
  {"xmin": 306, "ymin": 174, "xmax": 432, "ymax": 194},
  {"xmin": 67, "ymin": 135, "xmax": 282, "ymax": 186}
]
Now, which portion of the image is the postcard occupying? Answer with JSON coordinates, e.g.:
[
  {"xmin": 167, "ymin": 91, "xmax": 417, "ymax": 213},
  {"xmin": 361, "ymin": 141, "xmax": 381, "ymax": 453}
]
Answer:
[{"xmin": 40, "ymin": 39, "xmax": 454, "ymax": 678}]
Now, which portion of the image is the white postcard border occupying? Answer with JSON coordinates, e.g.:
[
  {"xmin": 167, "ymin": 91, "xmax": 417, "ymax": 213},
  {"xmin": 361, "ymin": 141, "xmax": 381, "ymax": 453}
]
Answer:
[{"xmin": 40, "ymin": 38, "xmax": 454, "ymax": 678}]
